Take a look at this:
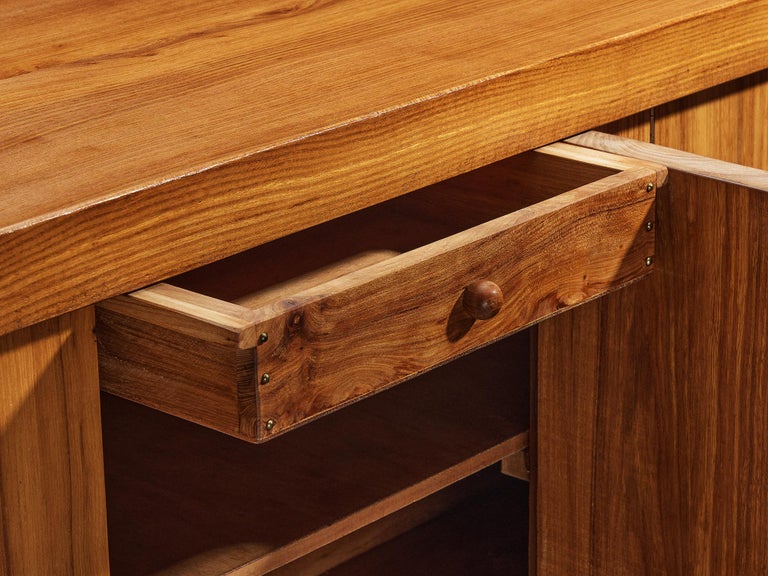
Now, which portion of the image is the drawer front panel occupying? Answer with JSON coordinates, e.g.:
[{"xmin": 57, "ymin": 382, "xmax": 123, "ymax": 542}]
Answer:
[
  {"xmin": 97, "ymin": 145, "xmax": 662, "ymax": 441},
  {"xmin": 252, "ymin": 170, "xmax": 656, "ymax": 439}
]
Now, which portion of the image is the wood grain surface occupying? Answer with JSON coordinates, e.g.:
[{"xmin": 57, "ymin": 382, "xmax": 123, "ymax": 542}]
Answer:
[
  {"xmin": 103, "ymin": 336, "xmax": 529, "ymax": 576},
  {"xmin": 2, "ymin": 0, "xmax": 767, "ymax": 336},
  {"xmin": 653, "ymin": 69, "xmax": 768, "ymax": 169},
  {"xmin": 97, "ymin": 146, "xmax": 661, "ymax": 441},
  {"xmin": 569, "ymin": 131, "xmax": 768, "ymax": 189},
  {"xmin": 536, "ymin": 132, "xmax": 768, "ymax": 574},
  {"xmin": 0, "ymin": 308, "xmax": 109, "ymax": 576}
]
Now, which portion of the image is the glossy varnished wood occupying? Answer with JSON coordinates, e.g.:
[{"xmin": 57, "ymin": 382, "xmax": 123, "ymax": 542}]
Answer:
[
  {"xmin": 536, "ymin": 133, "xmax": 768, "ymax": 574},
  {"xmin": 2, "ymin": 0, "xmax": 767, "ymax": 335},
  {"xmin": 0, "ymin": 308, "xmax": 109, "ymax": 575}
]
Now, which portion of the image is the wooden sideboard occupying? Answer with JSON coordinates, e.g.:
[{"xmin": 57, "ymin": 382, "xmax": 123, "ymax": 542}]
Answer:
[{"xmin": 1, "ymin": 1, "xmax": 767, "ymax": 574}]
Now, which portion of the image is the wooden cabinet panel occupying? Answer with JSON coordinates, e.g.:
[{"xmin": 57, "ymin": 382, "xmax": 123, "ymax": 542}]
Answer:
[
  {"xmin": 535, "ymin": 133, "xmax": 768, "ymax": 575},
  {"xmin": 0, "ymin": 308, "xmax": 109, "ymax": 576}
]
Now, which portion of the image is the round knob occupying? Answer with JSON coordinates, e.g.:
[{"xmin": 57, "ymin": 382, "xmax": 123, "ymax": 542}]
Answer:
[{"xmin": 462, "ymin": 280, "xmax": 503, "ymax": 320}]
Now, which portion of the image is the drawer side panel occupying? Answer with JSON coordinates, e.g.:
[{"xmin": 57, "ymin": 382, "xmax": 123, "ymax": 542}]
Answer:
[{"xmin": 96, "ymin": 307, "xmax": 254, "ymax": 438}]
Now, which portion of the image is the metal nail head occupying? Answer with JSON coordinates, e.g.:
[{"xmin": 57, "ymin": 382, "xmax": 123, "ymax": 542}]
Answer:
[
  {"xmin": 258, "ymin": 332, "xmax": 269, "ymax": 344},
  {"xmin": 646, "ymin": 182, "xmax": 655, "ymax": 192},
  {"xmin": 265, "ymin": 419, "xmax": 276, "ymax": 431},
  {"xmin": 260, "ymin": 373, "xmax": 271, "ymax": 385},
  {"xmin": 645, "ymin": 256, "xmax": 654, "ymax": 266}
]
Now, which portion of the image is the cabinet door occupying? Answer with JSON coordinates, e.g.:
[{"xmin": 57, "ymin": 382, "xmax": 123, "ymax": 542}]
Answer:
[{"xmin": 534, "ymin": 131, "xmax": 768, "ymax": 575}]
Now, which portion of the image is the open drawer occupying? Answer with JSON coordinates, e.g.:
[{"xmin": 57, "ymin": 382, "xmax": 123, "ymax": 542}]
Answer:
[{"xmin": 96, "ymin": 142, "xmax": 664, "ymax": 441}]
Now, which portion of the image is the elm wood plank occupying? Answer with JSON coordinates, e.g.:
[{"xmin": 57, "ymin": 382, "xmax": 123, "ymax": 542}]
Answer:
[
  {"xmin": 326, "ymin": 475, "xmax": 529, "ymax": 576},
  {"xmin": 103, "ymin": 336, "xmax": 529, "ymax": 576},
  {"xmin": 536, "ymin": 138, "xmax": 768, "ymax": 574},
  {"xmin": 0, "ymin": 308, "xmax": 109, "ymax": 576},
  {"xmin": 97, "ymin": 148, "xmax": 661, "ymax": 441},
  {"xmin": 3, "ymin": 1, "xmax": 768, "ymax": 337},
  {"xmin": 594, "ymin": 68, "xmax": 768, "ymax": 159},
  {"xmin": 97, "ymin": 306, "xmax": 252, "ymax": 437},
  {"xmin": 568, "ymin": 131, "xmax": 768, "ymax": 189}
]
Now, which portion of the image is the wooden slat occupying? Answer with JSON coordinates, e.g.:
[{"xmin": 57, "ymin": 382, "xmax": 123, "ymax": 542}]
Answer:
[
  {"xmin": 653, "ymin": 69, "xmax": 768, "ymax": 169},
  {"xmin": 568, "ymin": 131, "xmax": 768, "ymax": 189},
  {"xmin": 103, "ymin": 335, "xmax": 529, "ymax": 576},
  {"xmin": 0, "ymin": 308, "xmax": 109, "ymax": 575},
  {"xmin": 536, "ymin": 134, "xmax": 768, "ymax": 574},
  {"xmin": 2, "ymin": 1, "xmax": 767, "ymax": 336}
]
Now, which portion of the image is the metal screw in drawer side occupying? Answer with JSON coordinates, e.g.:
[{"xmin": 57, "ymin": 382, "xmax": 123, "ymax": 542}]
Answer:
[
  {"xmin": 646, "ymin": 182, "xmax": 655, "ymax": 192},
  {"xmin": 645, "ymin": 256, "xmax": 654, "ymax": 266},
  {"xmin": 260, "ymin": 373, "xmax": 271, "ymax": 385},
  {"xmin": 645, "ymin": 221, "xmax": 654, "ymax": 231},
  {"xmin": 258, "ymin": 332, "xmax": 269, "ymax": 344},
  {"xmin": 265, "ymin": 419, "xmax": 276, "ymax": 431}
]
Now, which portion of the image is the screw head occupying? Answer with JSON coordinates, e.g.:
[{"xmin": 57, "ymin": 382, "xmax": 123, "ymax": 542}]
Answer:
[
  {"xmin": 645, "ymin": 221, "xmax": 654, "ymax": 231},
  {"xmin": 265, "ymin": 419, "xmax": 276, "ymax": 431},
  {"xmin": 260, "ymin": 373, "xmax": 271, "ymax": 385},
  {"xmin": 646, "ymin": 182, "xmax": 655, "ymax": 192},
  {"xmin": 645, "ymin": 256, "xmax": 654, "ymax": 266},
  {"xmin": 258, "ymin": 332, "xmax": 269, "ymax": 344}
]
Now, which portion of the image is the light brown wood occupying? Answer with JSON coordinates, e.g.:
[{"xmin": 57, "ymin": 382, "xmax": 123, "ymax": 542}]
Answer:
[
  {"xmin": 568, "ymin": 131, "xmax": 768, "ymax": 189},
  {"xmin": 103, "ymin": 336, "xmax": 529, "ymax": 576},
  {"xmin": 97, "ymin": 144, "xmax": 661, "ymax": 441},
  {"xmin": 2, "ymin": 0, "xmax": 767, "ymax": 336},
  {"xmin": 536, "ymin": 133, "xmax": 768, "ymax": 574},
  {"xmin": 0, "ymin": 308, "xmax": 109, "ymax": 576},
  {"xmin": 596, "ymin": 69, "xmax": 768, "ymax": 169},
  {"xmin": 653, "ymin": 69, "xmax": 768, "ymax": 169},
  {"xmin": 597, "ymin": 110, "xmax": 653, "ymax": 142}
]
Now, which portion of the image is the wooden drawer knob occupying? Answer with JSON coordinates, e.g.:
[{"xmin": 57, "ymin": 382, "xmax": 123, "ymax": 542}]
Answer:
[{"xmin": 462, "ymin": 280, "xmax": 503, "ymax": 320}]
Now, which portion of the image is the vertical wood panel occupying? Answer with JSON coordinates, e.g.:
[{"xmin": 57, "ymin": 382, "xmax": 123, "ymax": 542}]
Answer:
[
  {"xmin": 536, "ymin": 70, "xmax": 768, "ymax": 575},
  {"xmin": 654, "ymin": 69, "xmax": 768, "ymax": 168},
  {"xmin": 0, "ymin": 308, "xmax": 110, "ymax": 575},
  {"xmin": 535, "ymin": 138, "xmax": 768, "ymax": 573}
]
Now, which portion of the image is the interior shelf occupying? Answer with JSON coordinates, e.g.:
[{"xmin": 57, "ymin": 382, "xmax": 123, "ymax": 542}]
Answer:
[
  {"xmin": 103, "ymin": 333, "xmax": 530, "ymax": 575},
  {"xmin": 321, "ymin": 474, "xmax": 529, "ymax": 576}
]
